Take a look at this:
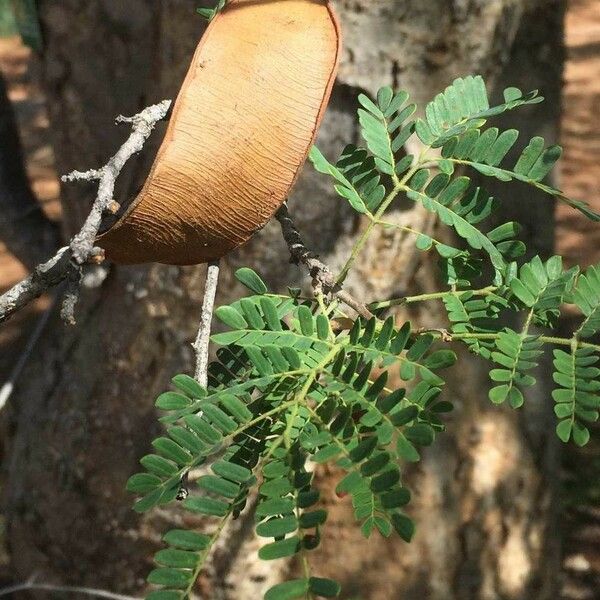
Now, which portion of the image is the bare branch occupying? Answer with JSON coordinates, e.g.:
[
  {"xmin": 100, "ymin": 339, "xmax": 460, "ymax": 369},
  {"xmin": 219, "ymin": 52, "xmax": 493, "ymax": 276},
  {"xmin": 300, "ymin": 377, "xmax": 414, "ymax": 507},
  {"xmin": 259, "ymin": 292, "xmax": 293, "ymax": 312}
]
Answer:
[
  {"xmin": 0, "ymin": 99, "xmax": 172, "ymax": 325},
  {"xmin": 275, "ymin": 203, "xmax": 374, "ymax": 319},
  {"xmin": 0, "ymin": 579, "xmax": 139, "ymax": 600},
  {"xmin": 65, "ymin": 99, "xmax": 172, "ymax": 264},
  {"xmin": 60, "ymin": 264, "xmax": 84, "ymax": 325},
  {"xmin": 0, "ymin": 247, "xmax": 73, "ymax": 324},
  {"xmin": 193, "ymin": 261, "xmax": 221, "ymax": 387},
  {"xmin": 61, "ymin": 168, "xmax": 103, "ymax": 182}
]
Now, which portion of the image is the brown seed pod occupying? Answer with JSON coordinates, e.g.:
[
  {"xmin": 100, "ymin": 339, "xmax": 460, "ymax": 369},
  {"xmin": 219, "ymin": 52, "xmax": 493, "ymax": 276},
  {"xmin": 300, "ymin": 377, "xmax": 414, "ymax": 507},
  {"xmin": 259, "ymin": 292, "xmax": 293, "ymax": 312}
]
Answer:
[{"xmin": 98, "ymin": 0, "xmax": 341, "ymax": 265}]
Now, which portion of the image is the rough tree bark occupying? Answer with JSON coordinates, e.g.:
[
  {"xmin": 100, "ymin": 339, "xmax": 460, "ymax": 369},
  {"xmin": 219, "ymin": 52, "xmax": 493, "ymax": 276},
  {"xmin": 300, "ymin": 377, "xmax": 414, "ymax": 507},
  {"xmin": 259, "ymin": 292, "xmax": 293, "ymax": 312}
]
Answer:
[
  {"xmin": 3, "ymin": 1, "xmax": 565, "ymax": 598},
  {"xmin": 0, "ymin": 70, "xmax": 58, "ymax": 271}
]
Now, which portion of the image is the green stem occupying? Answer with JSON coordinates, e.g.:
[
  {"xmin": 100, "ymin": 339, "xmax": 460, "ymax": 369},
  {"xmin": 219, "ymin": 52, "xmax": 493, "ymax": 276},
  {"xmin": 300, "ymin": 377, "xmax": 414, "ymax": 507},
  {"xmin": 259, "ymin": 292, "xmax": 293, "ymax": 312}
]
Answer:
[
  {"xmin": 157, "ymin": 395, "xmax": 304, "ymax": 497},
  {"xmin": 438, "ymin": 331, "xmax": 600, "ymax": 353},
  {"xmin": 565, "ymin": 335, "xmax": 579, "ymax": 435},
  {"xmin": 283, "ymin": 347, "xmax": 340, "ymax": 448},
  {"xmin": 335, "ymin": 185, "xmax": 402, "ymax": 287},
  {"xmin": 293, "ymin": 491, "xmax": 313, "ymax": 599},
  {"xmin": 184, "ymin": 511, "xmax": 231, "ymax": 598},
  {"xmin": 181, "ymin": 346, "xmax": 340, "ymax": 597},
  {"xmin": 335, "ymin": 153, "xmax": 426, "ymax": 287},
  {"xmin": 374, "ymin": 218, "xmax": 455, "ymax": 251},
  {"xmin": 368, "ymin": 287, "xmax": 497, "ymax": 310}
]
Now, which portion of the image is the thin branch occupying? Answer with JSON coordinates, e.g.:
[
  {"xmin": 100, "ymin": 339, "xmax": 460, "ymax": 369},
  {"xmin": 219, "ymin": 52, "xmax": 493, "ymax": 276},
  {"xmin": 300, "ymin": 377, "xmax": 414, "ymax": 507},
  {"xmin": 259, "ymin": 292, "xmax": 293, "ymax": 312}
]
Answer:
[
  {"xmin": 368, "ymin": 286, "xmax": 498, "ymax": 310},
  {"xmin": 275, "ymin": 203, "xmax": 374, "ymax": 319},
  {"xmin": 194, "ymin": 260, "xmax": 221, "ymax": 387},
  {"xmin": 60, "ymin": 261, "xmax": 84, "ymax": 324},
  {"xmin": 435, "ymin": 330, "xmax": 600, "ymax": 353},
  {"xmin": 0, "ymin": 99, "xmax": 172, "ymax": 325},
  {"xmin": 0, "ymin": 580, "xmax": 139, "ymax": 600},
  {"xmin": 62, "ymin": 168, "xmax": 103, "ymax": 182},
  {"xmin": 66, "ymin": 100, "xmax": 172, "ymax": 264},
  {"xmin": 0, "ymin": 247, "xmax": 72, "ymax": 324}
]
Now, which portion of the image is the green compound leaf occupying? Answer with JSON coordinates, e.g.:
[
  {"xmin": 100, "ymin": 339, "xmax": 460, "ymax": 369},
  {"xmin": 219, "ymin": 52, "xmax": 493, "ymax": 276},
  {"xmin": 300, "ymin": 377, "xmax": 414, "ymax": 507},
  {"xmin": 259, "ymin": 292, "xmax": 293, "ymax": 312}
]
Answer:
[
  {"xmin": 131, "ymin": 73, "xmax": 600, "ymax": 600},
  {"xmin": 441, "ymin": 126, "xmax": 600, "ymax": 222},
  {"xmin": 235, "ymin": 267, "xmax": 268, "ymax": 295},
  {"xmin": 309, "ymin": 577, "xmax": 342, "ymax": 598},
  {"xmin": 265, "ymin": 579, "xmax": 310, "ymax": 600},
  {"xmin": 407, "ymin": 185, "xmax": 507, "ymax": 280},
  {"xmin": 552, "ymin": 347, "xmax": 599, "ymax": 447},
  {"xmin": 310, "ymin": 146, "xmax": 370, "ymax": 214},
  {"xmin": 416, "ymin": 76, "xmax": 543, "ymax": 148},
  {"xmin": 573, "ymin": 264, "xmax": 600, "ymax": 338},
  {"xmin": 259, "ymin": 537, "xmax": 301, "ymax": 561}
]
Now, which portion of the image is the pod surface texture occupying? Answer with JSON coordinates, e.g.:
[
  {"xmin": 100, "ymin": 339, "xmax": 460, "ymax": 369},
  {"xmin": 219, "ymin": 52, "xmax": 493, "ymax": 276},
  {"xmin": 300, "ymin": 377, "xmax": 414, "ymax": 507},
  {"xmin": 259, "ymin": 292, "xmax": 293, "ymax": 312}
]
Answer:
[{"xmin": 98, "ymin": 0, "xmax": 341, "ymax": 265}]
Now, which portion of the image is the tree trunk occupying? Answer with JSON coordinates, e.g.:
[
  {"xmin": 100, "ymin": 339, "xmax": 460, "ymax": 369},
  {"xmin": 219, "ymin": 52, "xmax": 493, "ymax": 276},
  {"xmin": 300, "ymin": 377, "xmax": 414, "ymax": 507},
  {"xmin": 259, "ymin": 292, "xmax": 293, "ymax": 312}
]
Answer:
[
  {"xmin": 0, "ymin": 69, "xmax": 58, "ymax": 271},
  {"xmin": 3, "ymin": 1, "xmax": 565, "ymax": 598}
]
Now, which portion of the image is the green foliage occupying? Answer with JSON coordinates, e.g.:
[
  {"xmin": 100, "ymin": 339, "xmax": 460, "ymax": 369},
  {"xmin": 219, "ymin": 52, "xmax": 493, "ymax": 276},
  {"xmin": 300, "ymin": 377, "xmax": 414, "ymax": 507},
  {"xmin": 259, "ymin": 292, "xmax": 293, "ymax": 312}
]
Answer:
[
  {"xmin": 483, "ymin": 257, "xmax": 576, "ymax": 406},
  {"xmin": 572, "ymin": 265, "xmax": 600, "ymax": 339},
  {"xmin": 551, "ymin": 265, "xmax": 600, "ymax": 445},
  {"xmin": 443, "ymin": 290, "xmax": 506, "ymax": 358},
  {"xmin": 357, "ymin": 87, "xmax": 416, "ymax": 176},
  {"xmin": 130, "ymin": 73, "xmax": 600, "ymax": 599},
  {"xmin": 440, "ymin": 126, "xmax": 600, "ymax": 221},
  {"xmin": 552, "ymin": 347, "xmax": 599, "ymax": 446},
  {"xmin": 196, "ymin": 0, "xmax": 227, "ymax": 21},
  {"xmin": 132, "ymin": 268, "xmax": 456, "ymax": 597},
  {"xmin": 406, "ymin": 178, "xmax": 516, "ymax": 282},
  {"xmin": 488, "ymin": 330, "xmax": 542, "ymax": 408},
  {"xmin": 415, "ymin": 76, "xmax": 543, "ymax": 148},
  {"xmin": 0, "ymin": 3, "xmax": 17, "ymax": 37},
  {"xmin": 309, "ymin": 146, "xmax": 373, "ymax": 214},
  {"xmin": 1, "ymin": 1, "xmax": 42, "ymax": 49}
]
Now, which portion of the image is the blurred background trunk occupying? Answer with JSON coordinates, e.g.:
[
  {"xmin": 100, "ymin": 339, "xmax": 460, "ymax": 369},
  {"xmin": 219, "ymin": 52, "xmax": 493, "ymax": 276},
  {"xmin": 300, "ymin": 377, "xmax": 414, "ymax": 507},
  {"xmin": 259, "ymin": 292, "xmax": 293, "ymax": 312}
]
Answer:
[
  {"xmin": 0, "ymin": 70, "xmax": 57, "ymax": 271},
  {"xmin": 0, "ymin": 0, "xmax": 589, "ymax": 598}
]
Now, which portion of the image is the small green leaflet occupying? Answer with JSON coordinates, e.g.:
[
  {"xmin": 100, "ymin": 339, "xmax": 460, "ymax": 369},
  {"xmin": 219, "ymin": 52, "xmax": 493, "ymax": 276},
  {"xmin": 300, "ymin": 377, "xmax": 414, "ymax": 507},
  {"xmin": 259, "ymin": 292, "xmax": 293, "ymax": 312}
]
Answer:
[{"xmin": 309, "ymin": 146, "xmax": 369, "ymax": 214}]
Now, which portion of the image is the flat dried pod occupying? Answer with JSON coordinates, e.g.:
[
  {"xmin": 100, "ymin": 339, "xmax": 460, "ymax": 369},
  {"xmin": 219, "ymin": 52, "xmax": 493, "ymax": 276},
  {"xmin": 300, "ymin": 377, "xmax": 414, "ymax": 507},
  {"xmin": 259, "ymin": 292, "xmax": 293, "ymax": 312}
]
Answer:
[{"xmin": 98, "ymin": 0, "xmax": 341, "ymax": 265}]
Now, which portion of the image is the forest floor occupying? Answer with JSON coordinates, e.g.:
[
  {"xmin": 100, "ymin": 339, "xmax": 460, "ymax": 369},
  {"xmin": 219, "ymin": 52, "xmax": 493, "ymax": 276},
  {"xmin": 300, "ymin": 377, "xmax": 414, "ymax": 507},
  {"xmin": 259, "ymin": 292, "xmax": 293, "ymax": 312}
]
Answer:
[{"xmin": 0, "ymin": 0, "xmax": 599, "ymax": 597}]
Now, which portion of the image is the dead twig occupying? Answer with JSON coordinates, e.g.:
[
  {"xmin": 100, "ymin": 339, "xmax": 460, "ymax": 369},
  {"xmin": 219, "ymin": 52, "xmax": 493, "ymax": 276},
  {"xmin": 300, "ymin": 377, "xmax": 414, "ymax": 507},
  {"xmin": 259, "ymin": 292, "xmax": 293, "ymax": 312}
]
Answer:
[
  {"xmin": 0, "ymin": 99, "xmax": 172, "ymax": 325},
  {"xmin": 65, "ymin": 100, "xmax": 172, "ymax": 263},
  {"xmin": 275, "ymin": 203, "xmax": 374, "ymax": 319},
  {"xmin": 0, "ymin": 247, "xmax": 72, "ymax": 324},
  {"xmin": 193, "ymin": 260, "xmax": 221, "ymax": 387},
  {"xmin": 0, "ymin": 579, "xmax": 140, "ymax": 600}
]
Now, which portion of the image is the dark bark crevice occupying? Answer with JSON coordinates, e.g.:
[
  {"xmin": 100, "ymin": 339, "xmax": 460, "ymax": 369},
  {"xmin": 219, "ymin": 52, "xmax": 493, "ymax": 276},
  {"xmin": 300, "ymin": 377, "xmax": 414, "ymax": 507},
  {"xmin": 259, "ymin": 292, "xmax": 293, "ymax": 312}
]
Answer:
[{"xmin": 0, "ymin": 71, "xmax": 59, "ymax": 271}]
